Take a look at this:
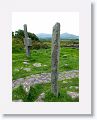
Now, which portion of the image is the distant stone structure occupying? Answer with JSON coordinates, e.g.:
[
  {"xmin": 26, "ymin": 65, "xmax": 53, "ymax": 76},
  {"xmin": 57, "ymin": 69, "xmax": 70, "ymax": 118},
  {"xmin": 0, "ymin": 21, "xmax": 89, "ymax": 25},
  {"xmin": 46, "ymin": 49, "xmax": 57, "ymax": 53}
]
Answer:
[
  {"xmin": 51, "ymin": 22, "xmax": 60, "ymax": 97},
  {"xmin": 24, "ymin": 24, "xmax": 32, "ymax": 56}
]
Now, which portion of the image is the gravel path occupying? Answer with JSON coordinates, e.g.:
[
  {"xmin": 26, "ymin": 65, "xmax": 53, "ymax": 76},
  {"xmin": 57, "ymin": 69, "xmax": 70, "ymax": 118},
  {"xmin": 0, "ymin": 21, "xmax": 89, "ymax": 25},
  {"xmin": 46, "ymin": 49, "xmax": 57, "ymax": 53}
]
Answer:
[{"xmin": 12, "ymin": 70, "xmax": 79, "ymax": 92}]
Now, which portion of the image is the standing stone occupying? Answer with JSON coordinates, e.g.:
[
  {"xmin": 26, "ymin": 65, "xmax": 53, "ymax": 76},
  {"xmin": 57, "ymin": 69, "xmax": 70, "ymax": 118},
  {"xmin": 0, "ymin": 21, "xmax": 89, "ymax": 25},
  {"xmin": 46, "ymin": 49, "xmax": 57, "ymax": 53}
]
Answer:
[
  {"xmin": 24, "ymin": 24, "xmax": 32, "ymax": 56},
  {"xmin": 51, "ymin": 22, "xmax": 60, "ymax": 97}
]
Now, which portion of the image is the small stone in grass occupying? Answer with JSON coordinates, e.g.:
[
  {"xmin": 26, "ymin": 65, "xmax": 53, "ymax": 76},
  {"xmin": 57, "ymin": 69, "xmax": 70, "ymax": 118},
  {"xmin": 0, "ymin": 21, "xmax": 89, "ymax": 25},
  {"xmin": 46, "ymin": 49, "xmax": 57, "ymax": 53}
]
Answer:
[
  {"xmin": 69, "ymin": 86, "xmax": 79, "ymax": 90},
  {"xmin": 35, "ymin": 93, "xmax": 45, "ymax": 102},
  {"xmin": 75, "ymin": 86, "xmax": 79, "ymax": 90},
  {"xmin": 23, "ymin": 68, "xmax": 31, "ymax": 71},
  {"xmin": 23, "ymin": 84, "xmax": 30, "ymax": 93},
  {"xmin": 33, "ymin": 63, "xmax": 42, "ymax": 67},
  {"xmin": 67, "ymin": 91, "xmax": 79, "ymax": 99},
  {"xmin": 23, "ymin": 62, "xmax": 29, "ymax": 65}
]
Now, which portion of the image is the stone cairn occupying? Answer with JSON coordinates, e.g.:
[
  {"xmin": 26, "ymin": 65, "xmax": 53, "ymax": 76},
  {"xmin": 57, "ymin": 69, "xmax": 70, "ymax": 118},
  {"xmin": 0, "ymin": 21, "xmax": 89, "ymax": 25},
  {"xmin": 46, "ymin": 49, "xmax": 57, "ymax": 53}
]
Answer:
[
  {"xmin": 51, "ymin": 22, "xmax": 60, "ymax": 97},
  {"xmin": 24, "ymin": 24, "xmax": 32, "ymax": 56}
]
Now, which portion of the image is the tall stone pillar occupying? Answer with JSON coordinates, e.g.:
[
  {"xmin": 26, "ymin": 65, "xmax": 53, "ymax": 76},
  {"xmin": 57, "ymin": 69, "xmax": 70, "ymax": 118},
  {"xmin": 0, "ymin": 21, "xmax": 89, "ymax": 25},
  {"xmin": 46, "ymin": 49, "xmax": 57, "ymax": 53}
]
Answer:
[{"xmin": 51, "ymin": 22, "xmax": 60, "ymax": 97}]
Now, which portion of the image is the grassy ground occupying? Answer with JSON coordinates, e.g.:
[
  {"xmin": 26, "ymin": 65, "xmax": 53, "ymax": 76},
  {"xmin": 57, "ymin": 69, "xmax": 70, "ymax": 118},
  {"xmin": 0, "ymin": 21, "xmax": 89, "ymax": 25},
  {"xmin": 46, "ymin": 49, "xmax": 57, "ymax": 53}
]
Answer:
[
  {"xmin": 12, "ymin": 47, "xmax": 79, "ymax": 80},
  {"xmin": 12, "ymin": 77, "xmax": 79, "ymax": 102},
  {"xmin": 12, "ymin": 40, "xmax": 79, "ymax": 102}
]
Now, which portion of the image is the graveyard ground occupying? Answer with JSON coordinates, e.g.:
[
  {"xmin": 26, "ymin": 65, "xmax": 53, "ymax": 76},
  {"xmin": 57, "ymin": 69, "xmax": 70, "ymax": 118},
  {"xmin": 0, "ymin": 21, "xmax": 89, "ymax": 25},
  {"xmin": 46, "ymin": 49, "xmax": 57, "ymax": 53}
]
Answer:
[
  {"xmin": 13, "ymin": 77, "xmax": 79, "ymax": 102},
  {"xmin": 12, "ymin": 47, "xmax": 79, "ymax": 80},
  {"xmin": 12, "ymin": 41, "xmax": 79, "ymax": 102}
]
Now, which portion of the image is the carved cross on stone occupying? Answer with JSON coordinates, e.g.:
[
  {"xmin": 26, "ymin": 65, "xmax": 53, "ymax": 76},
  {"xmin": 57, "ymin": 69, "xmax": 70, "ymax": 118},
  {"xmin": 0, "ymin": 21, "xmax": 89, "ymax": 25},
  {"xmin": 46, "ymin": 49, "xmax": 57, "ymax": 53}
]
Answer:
[
  {"xmin": 24, "ymin": 24, "xmax": 32, "ymax": 56},
  {"xmin": 51, "ymin": 22, "xmax": 60, "ymax": 97}
]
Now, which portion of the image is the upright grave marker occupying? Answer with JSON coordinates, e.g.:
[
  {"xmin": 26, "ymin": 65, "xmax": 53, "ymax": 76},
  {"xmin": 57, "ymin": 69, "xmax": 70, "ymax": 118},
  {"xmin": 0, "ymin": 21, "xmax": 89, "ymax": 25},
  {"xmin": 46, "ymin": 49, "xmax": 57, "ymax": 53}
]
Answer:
[
  {"xmin": 24, "ymin": 24, "xmax": 32, "ymax": 56},
  {"xmin": 51, "ymin": 22, "xmax": 60, "ymax": 97}
]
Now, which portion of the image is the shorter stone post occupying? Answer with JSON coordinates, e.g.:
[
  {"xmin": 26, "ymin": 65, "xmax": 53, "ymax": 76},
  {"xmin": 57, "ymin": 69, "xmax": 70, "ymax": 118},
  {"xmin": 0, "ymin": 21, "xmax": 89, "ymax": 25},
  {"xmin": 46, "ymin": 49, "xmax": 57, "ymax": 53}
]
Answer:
[{"xmin": 24, "ymin": 24, "xmax": 32, "ymax": 56}]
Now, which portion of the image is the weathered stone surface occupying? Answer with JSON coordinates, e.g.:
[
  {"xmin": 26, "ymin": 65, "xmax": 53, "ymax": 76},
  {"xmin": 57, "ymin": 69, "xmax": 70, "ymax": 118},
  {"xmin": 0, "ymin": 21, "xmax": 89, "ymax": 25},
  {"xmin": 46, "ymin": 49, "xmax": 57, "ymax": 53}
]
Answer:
[
  {"xmin": 12, "ymin": 78, "xmax": 25, "ymax": 88},
  {"xmin": 51, "ymin": 22, "xmax": 60, "ymax": 97},
  {"xmin": 24, "ymin": 24, "xmax": 32, "ymax": 56},
  {"xmin": 16, "ymin": 78, "xmax": 24, "ymax": 83},
  {"xmin": 24, "ymin": 38, "xmax": 32, "ymax": 47},
  {"xmin": 12, "ymin": 70, "xmax": 79, "ymax": 90}
]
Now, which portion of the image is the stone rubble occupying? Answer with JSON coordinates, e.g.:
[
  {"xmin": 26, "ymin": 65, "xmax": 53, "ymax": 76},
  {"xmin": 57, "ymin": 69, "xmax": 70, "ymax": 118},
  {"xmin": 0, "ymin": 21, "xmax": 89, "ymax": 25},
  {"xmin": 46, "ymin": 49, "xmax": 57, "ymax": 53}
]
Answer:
[{"xmin": 12, "ymin": 70, "xmax": 79, "ymax": 91}]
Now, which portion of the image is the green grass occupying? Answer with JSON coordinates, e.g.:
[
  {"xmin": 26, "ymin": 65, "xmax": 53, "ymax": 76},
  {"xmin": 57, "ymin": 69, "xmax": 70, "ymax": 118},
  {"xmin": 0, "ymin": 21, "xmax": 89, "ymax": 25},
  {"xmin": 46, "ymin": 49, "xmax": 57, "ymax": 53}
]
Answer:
[
  {"xmin": 12, "ymin": 47, "xmax": 79, "ymax": 80},
  {"xmin": 12, "ymin": 77, "xmax": 79, "ymax": 102},
  {"xmin": 12, "ymin": 85, "xmax": 27, "ymax": 101},
  {"xmin": 12, "ymin": 38, "xmax": 79, "ymax": 102},
  {"xmin": 26, "ymin": 84, "xmax": 44, "ymax": 102}
]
